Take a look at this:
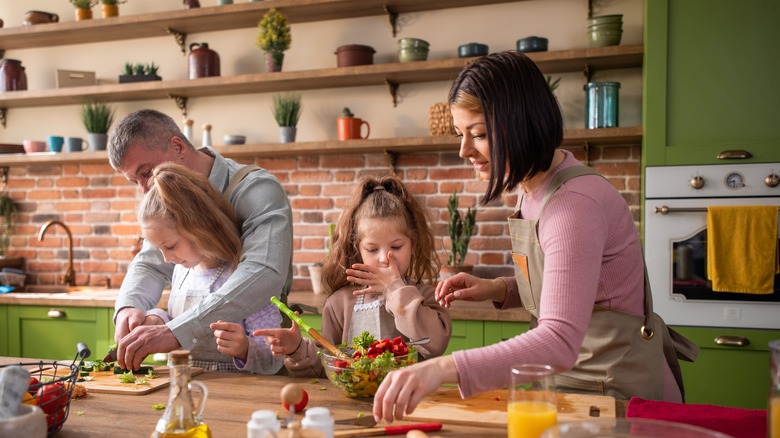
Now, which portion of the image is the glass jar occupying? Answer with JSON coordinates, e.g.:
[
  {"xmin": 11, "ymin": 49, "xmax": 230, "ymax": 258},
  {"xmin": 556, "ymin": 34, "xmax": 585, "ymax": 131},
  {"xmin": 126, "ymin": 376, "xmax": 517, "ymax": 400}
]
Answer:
[
  {"xmin": 584, "ymin": 81, "xmax": 620, "ymax": 129},
  {"xmin": 151, "ymin": 350, "xmax": 211, "ymax": 438}
]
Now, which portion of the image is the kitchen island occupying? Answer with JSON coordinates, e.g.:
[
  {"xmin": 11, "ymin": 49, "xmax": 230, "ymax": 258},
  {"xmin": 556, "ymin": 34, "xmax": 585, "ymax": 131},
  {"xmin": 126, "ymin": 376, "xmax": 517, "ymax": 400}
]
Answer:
[{"xmin": 1, "ymin": 356, "xmax": 508, "ymax": 437}]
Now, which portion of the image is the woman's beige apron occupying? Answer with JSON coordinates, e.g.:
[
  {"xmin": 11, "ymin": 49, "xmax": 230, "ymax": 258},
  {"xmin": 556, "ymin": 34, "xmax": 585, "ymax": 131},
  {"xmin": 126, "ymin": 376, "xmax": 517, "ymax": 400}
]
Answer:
[
  {"xmin": 508, "ymin": 166, "xmax": 698, "ymax": 400},
  {"xmin": 347, "ymin": 293, "xmax": 403, "ymax": 343}
]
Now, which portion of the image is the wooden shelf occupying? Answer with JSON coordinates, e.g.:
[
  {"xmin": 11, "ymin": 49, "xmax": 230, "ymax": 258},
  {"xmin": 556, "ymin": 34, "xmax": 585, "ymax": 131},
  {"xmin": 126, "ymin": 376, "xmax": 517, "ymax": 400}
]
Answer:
[
  {"xmin": 0, "ymin": 0, "xmax": 522, "ymax": 51},
  {"xmin": 0, "ymin": 127, "xmax": 642, "ymax": 166},
  {"xmin": 0, "ymin": 45, "xmax": 643, "ymax": 110}
]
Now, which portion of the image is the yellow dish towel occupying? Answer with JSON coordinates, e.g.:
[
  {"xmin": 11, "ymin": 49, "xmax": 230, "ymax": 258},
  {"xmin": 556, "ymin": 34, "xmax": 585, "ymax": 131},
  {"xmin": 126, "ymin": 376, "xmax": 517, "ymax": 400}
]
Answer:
[{"xmin": 707, "ymin": 206, "xmax": 779, "ymax": 294}]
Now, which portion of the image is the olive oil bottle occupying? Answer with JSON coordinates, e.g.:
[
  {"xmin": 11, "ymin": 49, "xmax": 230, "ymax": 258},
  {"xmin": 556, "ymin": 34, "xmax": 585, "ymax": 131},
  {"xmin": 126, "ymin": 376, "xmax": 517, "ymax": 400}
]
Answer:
[{"xmin": 151, "ymin": 350, "xmax": 211, "ymax": 438}]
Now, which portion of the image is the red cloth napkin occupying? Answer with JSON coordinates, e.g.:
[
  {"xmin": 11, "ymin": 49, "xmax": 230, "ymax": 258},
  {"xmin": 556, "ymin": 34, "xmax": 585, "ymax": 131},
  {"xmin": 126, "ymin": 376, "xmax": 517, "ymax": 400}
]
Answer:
[{"xmin": 626, "ymin": 397, "xmax": 767, "ymax": 438}]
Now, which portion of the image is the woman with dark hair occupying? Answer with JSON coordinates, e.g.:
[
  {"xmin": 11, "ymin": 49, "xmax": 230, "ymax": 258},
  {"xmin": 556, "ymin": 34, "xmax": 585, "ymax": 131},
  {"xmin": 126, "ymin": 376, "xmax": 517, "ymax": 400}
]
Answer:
[{"xmin": 373, "ymin": 51, "xmax": 696, "ymax": 423}]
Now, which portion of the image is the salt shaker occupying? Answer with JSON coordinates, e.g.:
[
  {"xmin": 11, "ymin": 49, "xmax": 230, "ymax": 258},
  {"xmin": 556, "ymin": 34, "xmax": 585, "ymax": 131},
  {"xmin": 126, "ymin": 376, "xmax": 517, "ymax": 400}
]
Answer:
[
  {"xmin": 301, "ymin": 407, "xmax": 334, "ymax": 438},
  {"xmin": 247, "ymin": 410, "xmax": 280, "ymax": 438},
  {"xmin": 202, "ymin": 123, "xmax": 212, "ymax": 148},
  {"xmin": 182, "ymin": 118, "xmax": 194, "ymax": 143}
]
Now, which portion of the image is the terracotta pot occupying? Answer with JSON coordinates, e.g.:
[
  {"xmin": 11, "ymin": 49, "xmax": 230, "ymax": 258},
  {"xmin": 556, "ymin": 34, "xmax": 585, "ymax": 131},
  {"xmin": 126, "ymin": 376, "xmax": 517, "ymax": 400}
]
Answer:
[
  {"xmin": 337, "ymin": 117, "xmax": 370, "ymax": 141},
  {"xmin": 335, "ymin": 44, "xmax": 375, "ymax": 67},
  {"xmin": 101, "ymin": 4, "xmax": 119, "ymax": 18},
  {"xmin": 75, "ymin": 7, "xmax": 93, "ymax": 21},
  {"xmin": 265, "ymin": 52, "xmax": 284, "ymax": 73},
  {"xmin": 439, "ymin": 265, "xmax": 473, "ymax": 280}
]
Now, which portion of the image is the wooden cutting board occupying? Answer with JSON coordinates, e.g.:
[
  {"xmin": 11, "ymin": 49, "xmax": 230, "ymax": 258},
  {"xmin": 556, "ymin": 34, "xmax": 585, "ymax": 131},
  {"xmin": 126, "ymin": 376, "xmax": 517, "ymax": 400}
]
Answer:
[
  {"xmin": 50, "ymin": 361, "xmax": 203, "ymax": 395},
  {"xmin": 405, "ymin": 387, "xmax": 615, "ymax": 428}
]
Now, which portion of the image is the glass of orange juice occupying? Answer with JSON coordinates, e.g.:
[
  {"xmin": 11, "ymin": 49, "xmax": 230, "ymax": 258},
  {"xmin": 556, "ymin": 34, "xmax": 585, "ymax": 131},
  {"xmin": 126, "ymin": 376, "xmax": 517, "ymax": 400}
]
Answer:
[{"xmin": 508, "ymin": 364, "xmax": 557, "ymax": 438}]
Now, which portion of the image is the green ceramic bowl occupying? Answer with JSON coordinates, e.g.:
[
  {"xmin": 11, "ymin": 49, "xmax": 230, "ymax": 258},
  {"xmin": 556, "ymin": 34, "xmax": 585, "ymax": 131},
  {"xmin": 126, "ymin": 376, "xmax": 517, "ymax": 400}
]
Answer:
[
  {"xmin": 587, "ymin": 14, "xmax": 623, "ymax": 25},
  {"xmin": 398, "ymin": 38, "xmax": 429, "ymax": 49},
  {"xmin": 398, "ymin": 47, "xmax": 429, "ymax": 62},
  {"xmin": 587, "ymin": 29, "xmax": 622, "ymax": 48}
]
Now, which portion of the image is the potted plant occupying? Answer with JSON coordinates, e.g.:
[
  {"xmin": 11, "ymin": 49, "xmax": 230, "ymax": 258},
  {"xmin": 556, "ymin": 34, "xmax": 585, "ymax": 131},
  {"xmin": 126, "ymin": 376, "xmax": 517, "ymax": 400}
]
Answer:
[
  {"xmin": 440, "ymin": 191, "xmax": 477, "ymax": 279},
  {"xmin": 81, "ymin": 101, "xmax": 115, "ymax": 151},
  {"xmin": 256, "ymin": 8, "xmax": 291, "ymax": 72},
  {"xmin": 119, "ymin": 62, "xmax": 162, "ymax": 83},
  {"xmin": 100, "ymin": 0, "xmax": 126, "ymax": 18},
  {"xmin": 272, "ymin": 93, "xmax": 301, "ymax": 143},
  {"xmin": 69, "ymin": 0, "xmax": 98, "ymax": 21},
  {"xmin": 0, "ymin": 195, "xmax": 16, "ymax": 259},
  {"xmin": 337, "ymin": 107, "xmax": 370, "ymax": 141},
  {"xmin": 309, "ymin": 223, "xmax": 335, "ymax": 295},
  {"xmin": 546, "ymin": 75, "xmax": 561, "ymax": 92}
]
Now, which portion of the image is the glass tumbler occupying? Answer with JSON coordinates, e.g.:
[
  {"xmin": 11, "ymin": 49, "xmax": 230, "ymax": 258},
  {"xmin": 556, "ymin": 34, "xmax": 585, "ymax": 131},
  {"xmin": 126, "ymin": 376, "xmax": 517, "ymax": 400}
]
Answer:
[{"xmin": 509, "ymin": 364, "xmax": 557, "ymax": 438}]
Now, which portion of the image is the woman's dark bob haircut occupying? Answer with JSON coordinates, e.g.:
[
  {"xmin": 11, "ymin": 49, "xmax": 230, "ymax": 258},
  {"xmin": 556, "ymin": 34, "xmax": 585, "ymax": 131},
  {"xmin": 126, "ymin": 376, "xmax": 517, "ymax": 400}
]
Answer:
[{"xmin": 448, "ymin": 51, "xmax": 563, "ymax": 204}]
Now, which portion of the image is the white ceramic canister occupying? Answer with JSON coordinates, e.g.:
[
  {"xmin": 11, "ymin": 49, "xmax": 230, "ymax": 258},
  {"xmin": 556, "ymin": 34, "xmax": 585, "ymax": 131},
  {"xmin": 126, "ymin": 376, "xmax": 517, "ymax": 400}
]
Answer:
[{"xmin": 247, "ymin": 410, "xmax": 281, "ymax": 438}]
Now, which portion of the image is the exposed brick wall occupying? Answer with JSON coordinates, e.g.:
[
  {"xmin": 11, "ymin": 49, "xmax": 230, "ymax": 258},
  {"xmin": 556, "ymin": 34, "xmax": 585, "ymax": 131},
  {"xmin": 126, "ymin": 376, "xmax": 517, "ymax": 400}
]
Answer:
[{"xmin": 4, "ymin": 144, "xmax": 640, "ymax": 290}]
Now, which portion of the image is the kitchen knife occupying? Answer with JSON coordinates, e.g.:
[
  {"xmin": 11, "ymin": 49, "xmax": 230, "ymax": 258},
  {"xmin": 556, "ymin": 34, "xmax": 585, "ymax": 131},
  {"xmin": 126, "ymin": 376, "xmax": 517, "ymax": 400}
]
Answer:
[
  {"xmin": 334, "ymin": 416, "xmax": 377, "ymax": 428},
  {"xmin": 103, "ymin": 344, "xmax": 118, "ymax": 362},
  {"xmin": 334, "ymin": 422, "xmax": 442, "ymax": 437},
  {"xmin": 270, "ymin": 296, "xmax": 349, "ymax": 359}
]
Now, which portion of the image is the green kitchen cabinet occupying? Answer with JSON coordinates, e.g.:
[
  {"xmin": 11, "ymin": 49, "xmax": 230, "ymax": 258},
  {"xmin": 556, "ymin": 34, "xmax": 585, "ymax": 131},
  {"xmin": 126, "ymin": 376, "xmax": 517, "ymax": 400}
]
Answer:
[
  {"xmin": 0, "ymin": 305, "xmax": 7, "ymax": 356},
  {"xmin": 6, "ymin": 305, "xmax": 115, "ymax": 360},
  {"xmin": 673, "ymin": 326, "xmax": 779, "ymax": 409},
  {"xmin": 445, "ymin": 320, "xmax": 485, "ymax": 355},
  {"xmin": 483, "ymin": 321, "xmax": 530, "ymax": 346},
  {"xmin": 643, "ymin": 0, "xmax": 780, "ymax": 166}
]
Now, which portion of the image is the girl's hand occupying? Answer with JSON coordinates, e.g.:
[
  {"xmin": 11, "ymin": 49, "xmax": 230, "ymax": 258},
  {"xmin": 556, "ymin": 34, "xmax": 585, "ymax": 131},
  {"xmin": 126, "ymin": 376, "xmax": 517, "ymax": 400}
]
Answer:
[
  {"xmin": 210, "ymin": 320, "xmax": 249, "ymax": 362},
  {"xmin": 252, "ymin": 318, "xmax": 303, "ymax": 357},
  {"xmin": 347, "ymin": 251, "xmax": 402, "ymax": 296},
  {"xmin": 434, "ymin": 273, "xmax": 507, "ymax": 308}
]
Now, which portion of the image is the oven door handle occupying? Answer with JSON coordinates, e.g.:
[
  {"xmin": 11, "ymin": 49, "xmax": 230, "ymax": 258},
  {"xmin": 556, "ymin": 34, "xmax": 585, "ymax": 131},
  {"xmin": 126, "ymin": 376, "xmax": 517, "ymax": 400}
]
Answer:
[{"xmin": 714, "ymin": 335, "xmax": 750, "ymax": 347}]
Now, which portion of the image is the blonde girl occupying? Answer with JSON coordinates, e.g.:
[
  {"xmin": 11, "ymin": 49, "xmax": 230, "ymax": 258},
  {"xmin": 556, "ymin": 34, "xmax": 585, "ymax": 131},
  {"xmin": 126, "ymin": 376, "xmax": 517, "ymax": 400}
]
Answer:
[{"xmin": 255, "ymin": 175, "xmax": 451, "ymax": 377}]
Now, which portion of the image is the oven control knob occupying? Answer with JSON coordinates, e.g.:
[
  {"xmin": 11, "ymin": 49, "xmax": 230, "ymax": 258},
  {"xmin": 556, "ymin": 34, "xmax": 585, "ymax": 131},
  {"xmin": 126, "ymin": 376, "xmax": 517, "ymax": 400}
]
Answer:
[
  {"xmin": 765, "ymin": 173, "xmax": 780, "ymax": 188},
  {"xmin": 690, "ymin": 175, "xmax": 705, "ymax": 190}
]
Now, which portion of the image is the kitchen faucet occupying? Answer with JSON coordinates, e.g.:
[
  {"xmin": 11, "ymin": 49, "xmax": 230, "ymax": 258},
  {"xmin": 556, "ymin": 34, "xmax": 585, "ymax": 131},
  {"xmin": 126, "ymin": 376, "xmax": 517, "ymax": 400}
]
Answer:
[{"xmin": 38, "ymin": 220, "xmax": 76, "ymax": 287}]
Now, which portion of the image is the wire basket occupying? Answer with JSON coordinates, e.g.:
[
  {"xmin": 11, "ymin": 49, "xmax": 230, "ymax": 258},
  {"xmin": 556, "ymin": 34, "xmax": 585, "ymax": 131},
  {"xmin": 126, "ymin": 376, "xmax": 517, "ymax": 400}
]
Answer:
[{"xmin": 1, "ymin": 343, "xmax": 90, "ymax": 436}]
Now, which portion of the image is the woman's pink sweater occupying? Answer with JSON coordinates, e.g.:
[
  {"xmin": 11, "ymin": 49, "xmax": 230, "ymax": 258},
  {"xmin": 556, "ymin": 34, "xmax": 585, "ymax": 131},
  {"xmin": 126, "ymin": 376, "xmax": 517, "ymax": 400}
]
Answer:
[{"xmin": 452, "ymin": 150, "xmax": 680, "ymax": 401}]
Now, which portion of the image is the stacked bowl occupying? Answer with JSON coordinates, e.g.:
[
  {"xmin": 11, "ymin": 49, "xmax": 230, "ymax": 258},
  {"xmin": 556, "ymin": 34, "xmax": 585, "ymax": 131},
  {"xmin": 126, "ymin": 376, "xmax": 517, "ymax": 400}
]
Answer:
[
  {"xmin": 398, "ymin": 38, "xmax": 429, "ymax": 62},
  {"xmin": 587, "ymin": 14, "xmax": 622, "ymax": 48}
]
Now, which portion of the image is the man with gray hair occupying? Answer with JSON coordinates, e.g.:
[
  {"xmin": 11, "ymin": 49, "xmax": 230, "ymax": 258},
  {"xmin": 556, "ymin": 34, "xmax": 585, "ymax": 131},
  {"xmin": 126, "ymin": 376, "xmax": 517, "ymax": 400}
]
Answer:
[{"xmin": 108, "ymin": 109, "xmax": 293, "ymax": 371}]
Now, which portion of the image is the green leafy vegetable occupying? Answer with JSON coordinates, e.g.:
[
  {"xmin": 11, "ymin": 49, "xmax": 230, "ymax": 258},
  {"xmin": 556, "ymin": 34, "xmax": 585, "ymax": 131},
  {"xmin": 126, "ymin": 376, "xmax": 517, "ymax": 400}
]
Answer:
[
  {"xmin": 353, "ymin": 331, "xmax": 375, "ymax": 350},
  {"xmin": 152, "ymin": 403, "xmax": 165, "ymax": 410},
  {"xmin": 119, "ymin": 372, "xmax": 136, "ymax": 383}
]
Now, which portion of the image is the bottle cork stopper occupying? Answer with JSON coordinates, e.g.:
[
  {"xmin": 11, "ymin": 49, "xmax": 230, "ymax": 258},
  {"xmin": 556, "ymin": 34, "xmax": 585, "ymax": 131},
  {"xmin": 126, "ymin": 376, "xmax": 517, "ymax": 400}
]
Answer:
[
  {"xmin": 168, "ymin": 350, "xmax": 191, "ymax": 365},
  {"xmin": 184, "ymin": 118, "xmax": 193, "ymax": 126},
  {"xmin": 202, "ymin": 123, "xmax": 212, "ymax": 131}
]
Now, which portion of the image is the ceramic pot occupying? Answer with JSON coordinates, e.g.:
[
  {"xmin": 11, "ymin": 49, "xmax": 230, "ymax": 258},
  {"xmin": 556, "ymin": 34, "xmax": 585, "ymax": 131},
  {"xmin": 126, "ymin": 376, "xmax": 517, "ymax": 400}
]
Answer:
[
  {"xmin": 102, "ymin": 4, "xmax": 119, "ymax": 18},
  {"xmin": 266, "ymin": 52, "xmax": 284, "ymax": 72},
  {"xmin": 183, "ymin": 0, "xmax": 200, "ymax": 8},
  {"xmin": 335, "ymin": 44, "xmax": 375, "ymax": 67},
  {"xmin": 0, "ymin": 59, "xmax": 28, "ymax": 92},
  {"xmin": 75, "ymin": 7, "xmax": 92, "ymax": 21},
  {"xmin": 309, "ymin": 264, "xmax": 324, "ymax": 295},
  {"xmin": 87, "ymin": 133, "xmax": 108, "ymax": 151},
  {"xmin": 516, "ymin": 36, "xmax": 548, "ymax": 52},
  {"xmin": 584, "ymin": 82, "xmax": 620, "ymax": 129},
  {"xmin": 279, "ymin": 126, "xmax": 296, "ymax": 143},
  {"xmin": 457, "ymin": 43, "xmax": 488, "ymax": 58},
  {"xmin": 189, "ymin": 43, "xmax": 220, "ymax": 79},
  {"xmin": 398, "ymin": 39, "xmax": 429, "ymax": 63},
  {"xmin": 337, "ymin": 117, "xmax": 369, "ymax": 140},
  {"xmin": 23, "ymin": 10, "xmax": 59, "ymax": 26}
]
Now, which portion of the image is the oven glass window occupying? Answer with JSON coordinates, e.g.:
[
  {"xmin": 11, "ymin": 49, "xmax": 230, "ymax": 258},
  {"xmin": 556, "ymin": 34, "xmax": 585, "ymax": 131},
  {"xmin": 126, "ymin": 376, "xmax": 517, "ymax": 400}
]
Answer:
[{"xmin": 672, "ymin": 230, "xmax": 780, "ymax": 302}]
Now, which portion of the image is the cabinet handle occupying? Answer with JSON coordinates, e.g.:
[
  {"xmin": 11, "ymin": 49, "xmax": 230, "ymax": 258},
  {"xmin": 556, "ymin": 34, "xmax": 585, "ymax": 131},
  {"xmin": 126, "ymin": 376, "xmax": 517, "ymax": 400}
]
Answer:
[
  {"xmin": 47, "ymin": 309, "xmax": 66, "ymax": 318},
  {"xmin": 716, "ymin": 150, "xmax": 753, "ymax": 160},
  {"xmin": 714, "ymin": 335, "xmax": 749, "ymax": 347}
]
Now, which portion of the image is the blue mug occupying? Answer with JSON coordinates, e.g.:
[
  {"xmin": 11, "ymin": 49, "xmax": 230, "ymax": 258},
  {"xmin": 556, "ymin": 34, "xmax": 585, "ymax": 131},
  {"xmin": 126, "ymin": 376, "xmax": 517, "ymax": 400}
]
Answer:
[
  {"xmin": 47, "ymin": 135, "xmax": 64, "ymax": 153},
  {"xmin": 64, "ymin": 137, "xmax": 88, "ymax": 152}
]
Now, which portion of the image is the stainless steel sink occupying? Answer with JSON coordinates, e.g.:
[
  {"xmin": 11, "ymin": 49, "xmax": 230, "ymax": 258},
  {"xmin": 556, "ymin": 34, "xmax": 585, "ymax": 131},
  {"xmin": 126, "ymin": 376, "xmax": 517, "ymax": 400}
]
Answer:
[{"xmin": 18, "ymin": 285, "xmax": 98, "ymax": 293}]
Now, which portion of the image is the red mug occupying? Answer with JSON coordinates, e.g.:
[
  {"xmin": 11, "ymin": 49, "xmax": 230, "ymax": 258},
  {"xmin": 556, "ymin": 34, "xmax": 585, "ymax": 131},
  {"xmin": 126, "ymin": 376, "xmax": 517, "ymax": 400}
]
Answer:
[{"xmin": 337, "ymin": 117, "xmax": 370, "ymax": 141}]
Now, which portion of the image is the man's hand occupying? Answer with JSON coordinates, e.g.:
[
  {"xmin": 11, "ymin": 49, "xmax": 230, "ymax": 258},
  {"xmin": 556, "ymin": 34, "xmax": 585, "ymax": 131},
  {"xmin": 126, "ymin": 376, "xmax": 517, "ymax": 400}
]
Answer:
[
  {"xmin": 114, "ymin": 307, "xmax": 146, "ymax": 343},
  {"xmin": 117, "ymin": 325, "xmax": 180, "ymax": 370}
]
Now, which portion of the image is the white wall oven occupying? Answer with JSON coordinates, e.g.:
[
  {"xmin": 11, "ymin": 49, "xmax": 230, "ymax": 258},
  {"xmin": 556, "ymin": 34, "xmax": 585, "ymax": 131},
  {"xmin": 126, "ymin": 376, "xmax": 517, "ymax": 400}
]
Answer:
[{"xmin": 644, "ymin": 163, "xmax": 780, "ymax": 330}]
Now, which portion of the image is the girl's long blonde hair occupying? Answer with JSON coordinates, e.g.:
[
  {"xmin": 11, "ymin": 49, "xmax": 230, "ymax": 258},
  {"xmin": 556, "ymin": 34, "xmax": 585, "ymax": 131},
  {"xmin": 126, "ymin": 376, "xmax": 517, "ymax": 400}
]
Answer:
[
  {"xmin": 322, "ymin": 175, "xmax": 440, "ymax": 294},
  {"xmin": 137, "ymin": 163, "xmax": 241, "ymax": 269}
]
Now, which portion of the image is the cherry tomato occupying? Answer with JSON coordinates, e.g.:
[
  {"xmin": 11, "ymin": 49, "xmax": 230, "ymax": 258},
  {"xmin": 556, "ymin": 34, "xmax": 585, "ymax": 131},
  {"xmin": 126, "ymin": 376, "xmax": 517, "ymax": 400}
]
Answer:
[
  {"xmin": 36, "ymin": 383, "xmax": 67, "ymax": 415},
  {"xmin": 281, "ymin": 388, "xmax": 308, "ymax": 413},
  {"xmin": 28, "ymin": 376, "xmax": 40, "ymax": 394}
]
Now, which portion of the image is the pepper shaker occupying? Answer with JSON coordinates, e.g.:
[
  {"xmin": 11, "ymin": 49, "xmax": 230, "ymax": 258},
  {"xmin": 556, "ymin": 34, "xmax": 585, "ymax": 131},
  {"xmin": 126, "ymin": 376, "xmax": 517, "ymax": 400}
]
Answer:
[{"xmin": 183, "ymin": 118, "xmax": 194, "ymax": 143}]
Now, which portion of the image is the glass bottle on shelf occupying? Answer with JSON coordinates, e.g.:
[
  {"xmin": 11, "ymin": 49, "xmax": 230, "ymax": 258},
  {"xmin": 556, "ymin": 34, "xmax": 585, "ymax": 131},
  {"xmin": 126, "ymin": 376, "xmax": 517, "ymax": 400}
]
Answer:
[
  {"xmin": 152, "ymin": 350, "xmax": 211, "ymax": 438},
  {"xmin": 770, "ymin": 340, "xmax": 779, "ymax": 438},
  {"xmin": 202, "ymin": 123, "xmax": 212, "ymax": 148}
]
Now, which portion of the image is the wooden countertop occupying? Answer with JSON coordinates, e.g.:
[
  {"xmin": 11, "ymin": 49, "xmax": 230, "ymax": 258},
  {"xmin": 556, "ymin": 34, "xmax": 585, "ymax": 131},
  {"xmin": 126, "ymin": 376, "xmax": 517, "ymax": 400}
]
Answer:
[
  {"xmin": 0, "ymin": 289, "xmax": 531, "ymax": 323},
  {"xmin": 0, "ymin": 356, "xmax": 506, "ymax": 437}
]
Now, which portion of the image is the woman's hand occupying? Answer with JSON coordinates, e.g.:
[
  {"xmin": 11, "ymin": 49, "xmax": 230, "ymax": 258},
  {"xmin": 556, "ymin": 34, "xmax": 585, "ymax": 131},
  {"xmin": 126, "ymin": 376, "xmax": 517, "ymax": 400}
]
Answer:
[
  {"xmin": 211, "ymin": 320, "xmax": 249, "ymax": 362},
  {"xmin": 346, "ymin": 251, "xmax": 403, "ymax": 296},
  {"xmin": 252, "ymin": 318, "xmax": 303, "ymax": 357},
  {"xmin": 434, "ymin": 272, "xmax": 507, "ymax": 308},
  {"xmin": 373, "ymin": 356, "xmax": 457, "ymax": 423}
]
